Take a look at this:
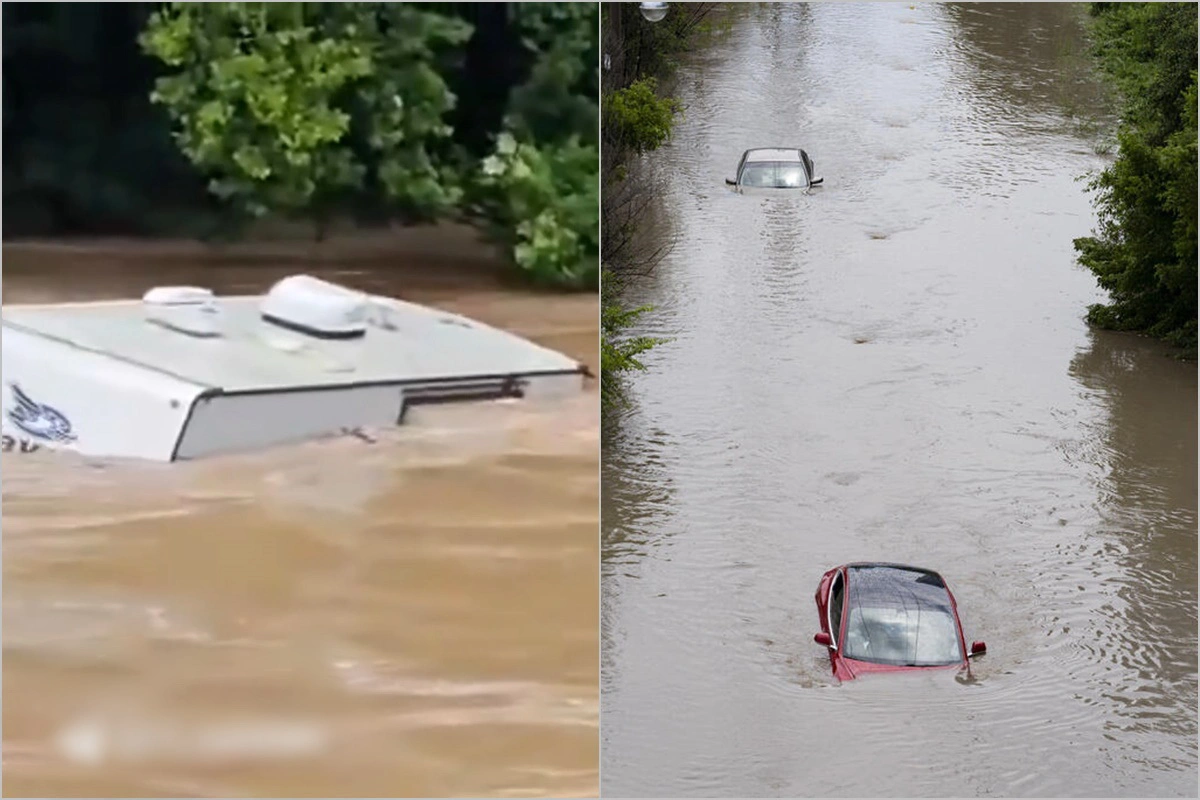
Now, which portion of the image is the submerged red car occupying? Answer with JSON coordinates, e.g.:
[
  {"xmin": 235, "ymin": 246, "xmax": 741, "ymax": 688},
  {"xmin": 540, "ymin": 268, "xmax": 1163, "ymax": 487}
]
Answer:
[{"xmin": 814, "ymin": 563, "xmax": 986, "ymax": 681}]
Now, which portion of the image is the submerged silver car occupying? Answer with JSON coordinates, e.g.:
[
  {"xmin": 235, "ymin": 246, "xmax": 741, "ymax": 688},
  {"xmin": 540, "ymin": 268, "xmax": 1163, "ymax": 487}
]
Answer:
[{"xmin": 725, "ymin": 147, "xmax": 823, "ymax": 190}]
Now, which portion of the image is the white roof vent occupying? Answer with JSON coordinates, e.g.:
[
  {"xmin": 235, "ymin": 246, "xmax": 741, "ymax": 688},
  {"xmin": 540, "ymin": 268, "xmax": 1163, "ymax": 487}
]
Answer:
[
  {"xmin": 143, "ymin": 286, "xmax": 222, "ymax": 337},
  {"xmin": 259, "ymin": 275, "xmax": 369, "ymax": 339}
]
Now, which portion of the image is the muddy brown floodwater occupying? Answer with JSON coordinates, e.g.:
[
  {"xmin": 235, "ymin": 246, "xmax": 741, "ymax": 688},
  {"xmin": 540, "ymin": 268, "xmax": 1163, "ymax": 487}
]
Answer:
[
  {"xmin": 602, "ymin": 4, "xmax": 1196, "ymax": 798},
  {"xmin": 2, "ymin": 226, "xmax": 599, "ymax": 798}
]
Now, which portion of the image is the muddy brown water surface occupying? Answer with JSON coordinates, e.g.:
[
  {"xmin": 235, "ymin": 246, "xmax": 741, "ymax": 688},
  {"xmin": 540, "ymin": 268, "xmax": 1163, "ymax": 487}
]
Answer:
[
  {"xmin": 602, "ymin": 4, "xmax": 1197, "ymax": 797},
  {"xmin": 2, "ymin": 227, "xmax": 599, "ymax": 798}
]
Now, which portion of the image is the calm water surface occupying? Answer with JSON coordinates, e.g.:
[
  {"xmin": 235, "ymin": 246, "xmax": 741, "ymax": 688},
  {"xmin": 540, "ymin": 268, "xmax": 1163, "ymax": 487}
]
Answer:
[
  {"xmin": 3, "ymin": 229, "xmax": 599, "ymax": 798},
  {"xmin": 602, "ymin": 4, "xmax": 1197, "ymax": 797}
]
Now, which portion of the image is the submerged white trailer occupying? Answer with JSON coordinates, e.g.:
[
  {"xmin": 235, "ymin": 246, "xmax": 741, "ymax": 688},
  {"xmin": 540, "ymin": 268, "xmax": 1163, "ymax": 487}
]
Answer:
[{"xmin": 1, "ymin": 275, "xmax": 588, "ymax": 462}]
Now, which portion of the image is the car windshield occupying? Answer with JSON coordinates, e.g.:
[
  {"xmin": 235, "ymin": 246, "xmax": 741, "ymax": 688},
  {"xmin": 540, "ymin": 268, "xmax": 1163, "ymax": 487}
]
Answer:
[
  {"xmin": 841, "ymin": 567, "xmax": 964, "ymax": 666},
  {"xmin": 739, "ymin": 161, "xmax": 808, "ymax": 188}
]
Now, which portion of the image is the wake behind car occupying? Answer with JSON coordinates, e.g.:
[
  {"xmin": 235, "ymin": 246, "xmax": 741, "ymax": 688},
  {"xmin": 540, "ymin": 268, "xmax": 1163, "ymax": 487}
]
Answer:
[
  {"xmin": 725, "ymin": 147, "xmax": 823, "ymax": 190},
  {"xmin": 813, "ymin": 563, "xmax": 985, "ymax": 681}
]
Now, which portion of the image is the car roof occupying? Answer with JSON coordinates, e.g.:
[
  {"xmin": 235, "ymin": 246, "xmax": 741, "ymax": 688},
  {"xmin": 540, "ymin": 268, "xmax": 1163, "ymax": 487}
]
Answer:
[
  {"xmin": 844, "ymin": 564, "xmax": 955, "ymax": 614},
  {"xmin": 744, "ymin": 148, "xmax": 803, "ymax": 163}
]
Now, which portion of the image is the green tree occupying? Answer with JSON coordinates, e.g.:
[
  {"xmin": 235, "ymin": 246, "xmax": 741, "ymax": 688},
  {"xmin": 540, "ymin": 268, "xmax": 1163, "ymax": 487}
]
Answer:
[
  {"xmin": 504, "ymin": 2, "xmax": 598, "ymax": 146},
  {"xmin": 1074, "ymin": 2, "xmax": 1197, "ymax": 354},
  {"xmin": 469, "ymin": 1, "xmax": 600, "ymax": 289},
  {"xmin": 2, "ymin": 0, "xmax": 601, "ymax": 284},
  {"xmin": 140, "ymin": 2, "xmax": 471, "ymax": 230},
  {"xmin": 141, "ymin": 2, "xmax": 598, "ymax": 290},
  {"xmin": 476, "ymin": 133, "xmax": 598, "ymax": 288}
]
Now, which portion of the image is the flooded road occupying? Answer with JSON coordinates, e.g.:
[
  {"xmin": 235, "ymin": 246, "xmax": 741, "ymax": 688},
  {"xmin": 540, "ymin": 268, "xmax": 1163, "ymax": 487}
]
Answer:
[
  {"xmin": 2, "ymin": 227, "xmax": 599, "ymax": 797},
  {"xmin": 601, "ymin": 4, "xmax": 1196, "ymax": 797}
]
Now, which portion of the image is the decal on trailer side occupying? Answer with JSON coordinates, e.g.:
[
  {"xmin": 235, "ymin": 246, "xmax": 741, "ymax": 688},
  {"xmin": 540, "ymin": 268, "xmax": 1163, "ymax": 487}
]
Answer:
[{"xmin": 5, "ymin": 383, "xmax": 77, "ymax": 443}]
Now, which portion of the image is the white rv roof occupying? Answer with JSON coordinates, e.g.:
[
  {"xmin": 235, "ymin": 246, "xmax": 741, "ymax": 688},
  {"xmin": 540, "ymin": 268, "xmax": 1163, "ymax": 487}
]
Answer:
[
  {"xmin": 745, "ymin": 148, "xmax": 803, "ymax": 163},
  {"xmin": 1, "ymin": 296, "xmax": 580, "ymax": 393}
]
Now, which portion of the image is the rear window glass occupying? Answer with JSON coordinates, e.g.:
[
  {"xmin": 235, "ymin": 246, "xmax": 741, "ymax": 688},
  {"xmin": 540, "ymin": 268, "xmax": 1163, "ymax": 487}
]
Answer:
[{"xmin": 842, "ymin": 566, "xmax": 963, "ymax": 666}]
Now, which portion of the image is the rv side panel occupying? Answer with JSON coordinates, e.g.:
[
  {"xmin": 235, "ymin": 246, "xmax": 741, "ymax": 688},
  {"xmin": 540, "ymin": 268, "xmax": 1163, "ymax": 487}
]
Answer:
[
  {"xmin": 173, "ymin": 385, "xmax": 406, "ymax": 460},
  {"xmin": 1, "ymin": 324, "xmax": 201, "ymax": 461}
]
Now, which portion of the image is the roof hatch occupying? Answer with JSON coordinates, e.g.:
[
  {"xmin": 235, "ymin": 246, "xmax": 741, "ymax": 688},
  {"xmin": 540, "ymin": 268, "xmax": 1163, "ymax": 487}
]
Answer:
[
  {"xmin": 143, "ymin": 286, "xmax": 223, "ymax": 337},
  {"xmin": 259, "ymin": 275, "xmax": 369, "ymax": 339}
]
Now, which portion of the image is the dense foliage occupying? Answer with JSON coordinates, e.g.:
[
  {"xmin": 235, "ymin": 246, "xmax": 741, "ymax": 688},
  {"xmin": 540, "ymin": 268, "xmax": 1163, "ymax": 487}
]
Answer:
[
  {"xmin": 141, "ymin": 3, "xmax": 471, "ymax": 226},
  {"xmin": 477, "ymin": 133, "xmax": 598, "ymax": 287},
  {"xmin": 470, "ymin": 2, "xmax": 599, "ymax": 287},
  {"xmin": 603, "ymin": 77, "xmax": 680, "ymax": 155},
  {"xmin": 1075, "ymin": 2, "xmax": 1197, "ymax": 354},
  {"xmin": 4, "ymin": 3, "xmax": 598, "ymax": 290}
]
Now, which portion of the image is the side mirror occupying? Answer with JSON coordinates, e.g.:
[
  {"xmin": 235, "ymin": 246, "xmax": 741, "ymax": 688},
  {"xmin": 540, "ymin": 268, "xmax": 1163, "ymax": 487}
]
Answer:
[
  {"xmin": 969, "ymin": 641, "xmax": 987, "ymax": 658},
  {"xmin": 725, "ymin": 177, "xmax": 737, "ymax": 186},
  {"xmin": 810, "ymin": 177, "xmax": 824, "ymax": 186},
  {"xmin": 814, "ymin": 632, "xmax": 833, "ymax": 648}
]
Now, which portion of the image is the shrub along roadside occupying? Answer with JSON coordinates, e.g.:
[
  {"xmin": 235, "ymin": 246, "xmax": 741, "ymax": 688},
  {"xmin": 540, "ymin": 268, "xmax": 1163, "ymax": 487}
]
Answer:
[
  {"xmin": 601, "ymin": 270, "xmax": 664, "ymax": 410},
  {"xmin": 1074, "ymin": 2, "xmax": 1197, "ymax": 356},
  {"xmin": 600, "ymin": 2, "xmax": 717, "ymax": 411},
  {"xmin": 475, "ymin": 133, "xmax": 598, "ymax": 289}
]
